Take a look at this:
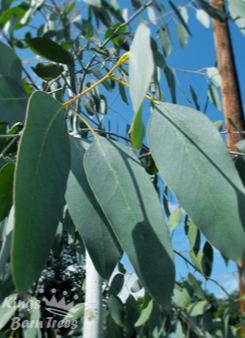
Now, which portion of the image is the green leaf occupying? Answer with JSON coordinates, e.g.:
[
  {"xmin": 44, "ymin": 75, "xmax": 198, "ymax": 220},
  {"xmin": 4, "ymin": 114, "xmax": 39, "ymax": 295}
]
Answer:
[
  {"xmin": 148, "ymin": 102, "xmax": 245, "ymax": 261},
  {"xmin": 208, "ymin": 84, "xmax": 222, "ymax": 111},
  {"xmin": 135, "ymin": 299, "xmax": 154, "ymax": 327},
  {"xmin": 196, "ymin": 9, "xmax": 210, "ymax": 28},
  {"xmin": 235, "ymin": 140, "xmax": 245, "ymax": 186},
  {"xmin": 84, "ymin": 137, "xmax": 175, "ymax": 307},
  {"xmin": 12, "ymin": 91, "xmax": 70, "ymax": 294},
  {"xmin": 169, "ymin": 207, "xmax": 182, "ymax": 231},
  {"xmin": 158, "ymin": 26, "xmax": 172, "ymax": 57},
  {"xmin": 229, "ymin": 0, "xmax": 245, "ymax": 35},
  {"xmin": 201, "ymin": 241, "xmax": 213, "ymax": 277},
  {"xmin": 0, "ymin": 75, "xmax": 27, "ymax": 123},
  {"xmin": 164, "ymin": 66, "xmax": 176, "ymax": 103},
  {"xmin": 0, "ymin": 162, "xmax": 15, "ymax": 222},
  {"xmin": 189, "ymin": 85, "xmax": 200, "ymax": 111},
  {"xmin": 147, "ymin": 6, "xmax": 157, "ymax": 25},
  {"xmin": 32, "ymin": 63, "xmax": 64, "ymax": 80},
  {"xmin": 0, "ymin": 294, "xmax": 17, "ymax": 330},
  {"xmin": 175, "ymin": 23, "xmax": 189, "ymax": 48},
  {"xmin": 0, "ymin": 42, "xmax": 22, "ymax": 83},
  {"xmin": 194, "ymin": 0, "xmax": 225, "ymax": 21},
  {"xmin": 108, "ymin": 295, "xmax": 124, "ymax": 327},
  {"xmin": 84, "ymin": 0, "xmax": 101, "ymax": 8},
  {"xmin": 206, "ymin": 67, "xmax": 221, "ymax": 87},
  {"xmin": 168, "ymin": 0, "xmax": 191, "ymax": 35},
  {"xmin": 130, "ymin": 108, "xmax": 145, "ymax": 150},
  {"xmin": 65, "ymin": 137, "xmax": 122, "ymax": 280},
  {"xmin": 110, "ymin": 274, "xmax": 124, "ymax": 296},
  {"xmin": 64, "ymin": 303, "xmax": 84, "ymax": 321},
  {"xmin": 129, "ymin": 23, "xmax": 154, "ymax": 113},
  {"xmin": 187, "ymin": 300, "xmax": 211, "ymax": 317},
  {"xmin": 26, "ymin": 38, "xmax": 73, "ymax": 65}
]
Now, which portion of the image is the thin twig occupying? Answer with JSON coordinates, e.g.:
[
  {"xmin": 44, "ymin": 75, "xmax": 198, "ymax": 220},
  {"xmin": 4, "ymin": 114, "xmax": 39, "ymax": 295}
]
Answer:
[
  {"xmin": 174, "ymin": 250, "xmax": 231, "ymax": 298},
  {"xmin": 0, "ymin": 135, "xmax": 20, "ymax": 159}
]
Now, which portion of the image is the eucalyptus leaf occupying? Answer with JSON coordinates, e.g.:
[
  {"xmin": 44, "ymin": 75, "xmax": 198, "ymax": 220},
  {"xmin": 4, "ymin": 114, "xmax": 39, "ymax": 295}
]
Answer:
[
  {"xmin": 12, "ymin": 91, "xmax": 70, "ymax": 294},
  {"xmin": 84, "ymin": 137, "xmax": 175, "ymax": 307},
  {"xmin": 0, "ymin": 42, "xmax": 22, "ymax": 83},
  {"xmin": 0, "ymin": 75, "xmax": 27, "ymax": 123},
  {"xmin": 148, "ymin": 102, "xmax": 245, "ymax": 261},
  {"xmin": 129, "ymin": 23, "xmax": 154, "ymax": 113},
  {"xmin": 65, "ymin": 137, "xmax": 122, "ymax": 280},
  {"xmin": 0, "ymin": 162, "xmax": 14, "ymax": 222},
  {"xmin": 26, "ymin": 38, "xmax": 73, "ymax": 65}
]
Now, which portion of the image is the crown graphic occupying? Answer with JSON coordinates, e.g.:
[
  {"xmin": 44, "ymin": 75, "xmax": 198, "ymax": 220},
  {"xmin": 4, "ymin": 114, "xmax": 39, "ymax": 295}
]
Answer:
[{"xmin": 39, "ymin": 288, "xmax": 79, "ymax": 317}]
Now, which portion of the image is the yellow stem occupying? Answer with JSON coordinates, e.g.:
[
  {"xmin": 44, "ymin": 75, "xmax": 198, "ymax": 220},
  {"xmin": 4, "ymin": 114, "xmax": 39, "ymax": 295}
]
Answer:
[
  {"xmin": 63, "ymin": 52, "xmax": 130, "ymax": 108},
  {"xmin": 70, "ymin": 107, "xmax": 97, "ymax": 139},
  {"xmin": 109, "ymin": 75, "xmax": 159, "ymax": 104}
]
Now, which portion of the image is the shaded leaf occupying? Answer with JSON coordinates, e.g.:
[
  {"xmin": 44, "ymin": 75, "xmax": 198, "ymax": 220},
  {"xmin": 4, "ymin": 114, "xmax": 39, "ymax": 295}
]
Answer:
[
  {"xmin": 0, "ymin": 162, "xmax": 15, "ymax": 222},
  {"xmin": 65, "ymin": 137, "xmax": 122, "ymax": 280},
  {"xmin": 26, "ymin": 38, "xmax": 73, "ymax": 65},
  {"xmin": 0, "ymin": 42, "xmax": 22, "ymax": 83},
  {"xmin": 12, "ymin": 91, "xmax": 70, "ymax": 294},
  {"xmin": 32, "ymin": 63, "xmax": 63, "ymax": 80},
  {"xmin": 84, "ymin": 137, "xmax": 175, "ymax": 307},
  {"xmin": 135, "ymin": 299, "xmax": 154, "ymax": 327},
  {"xmin": 0, "ymin": 75, "xmax": 27, "ymax": 123}
]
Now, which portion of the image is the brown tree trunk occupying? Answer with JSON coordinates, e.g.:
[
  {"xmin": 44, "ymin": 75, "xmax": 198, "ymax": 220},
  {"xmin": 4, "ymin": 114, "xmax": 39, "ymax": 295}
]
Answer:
[{"xmin": 210, "ymin": 0, "xmax": 245, "ymax": 336}]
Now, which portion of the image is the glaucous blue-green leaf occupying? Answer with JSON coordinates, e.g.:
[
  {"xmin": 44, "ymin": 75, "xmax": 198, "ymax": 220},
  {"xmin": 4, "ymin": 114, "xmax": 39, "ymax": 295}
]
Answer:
[
  {"xmin": 229, "ymin": 0, "xmax": 245, "ymax": 35},
  {"xmin": 175, "ymin": 23, "xmax": 188, "ymax": 48},
  {"xmin": 158, "ymin": 26, "xmax": 172, "ymax": 57},
  {"xmin": 0, "ymin": 162, "xmax": 15, "ymax": 222},
  {"xmin": 147, "ymin": 6, "xmax": 157, "ymax": 25},
  {"xmin": 196, "ymin": 9, "xmax": 210, "ymax": 28},
  {"xmin": 206, "ymin": 67, "xmax": 221, "ymax": 87},
  {"xmin": 84, "ymin": 0, "xmax": 101, "ymax": 8},
  {"xmin": 108, "ymin": 295, "xmax": 124, "ymax": 327},
  {"xmin": 148, "ymin": 102, "xmax": 245, "ymax": 261},
  {"xmin": 26, "ymin": 38, "xmax": 73, "ymax": 65},
  {"xmin": 0, "ymin": 42, "xmax": 22, "ymax": 83},
  {"xmin": 164, "ymin": 66, "xmax": 176, "ymax": 103},
  {"xmin": 0, "ymin": 75, "xmax": 27, "ymax": 123},
  {"xmin": 187, "ymin": 300, "xmax": 211, "ymax": 317},
  {"xmin": 134, "ymin": 299, "xmax": 153, "ymax": 327},
  {"xmin": 129, "ymin": 23, "xmax": 154, "ymax": 113},
  {"xmin": 235, "ymin": 140, "xmax": 245, "ymax": 186},
  {"xmin": 65, "ymin": 137, "xmax": 122, "ymax": 280},
  {"xmin": 12, "ymin": 91, "xmax": 70, "ymax": 294},
  {"xmin": 84, "ymin": 137, "xmax": 175, "ymax": 307}
]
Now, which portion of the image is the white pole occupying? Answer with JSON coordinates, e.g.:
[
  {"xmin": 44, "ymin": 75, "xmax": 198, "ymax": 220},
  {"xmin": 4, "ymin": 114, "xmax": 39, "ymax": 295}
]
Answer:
[{"xmin": 83, "ymin": 250, "xmax": 102, "ymax": 338}]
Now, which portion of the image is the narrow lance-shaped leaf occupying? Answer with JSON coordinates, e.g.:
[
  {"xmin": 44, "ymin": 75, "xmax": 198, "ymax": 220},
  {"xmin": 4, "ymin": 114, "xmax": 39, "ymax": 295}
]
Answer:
[
  {"xmin": 65, "ymin": 137, "xmax": 122, "ymax": 280},
  {"xmin": 148, "ymin": 102, "xmax": 245, "ymax": 261},
  {"xmin": 129, "ymin": 23, "xmax": 154, "ymax": 113},
  {"xmin": 12, "ymin": 91, "xmax": 70, "ymax": 294},
  {"xmin": 26, "ymin": 38, "xmax": 73, "ymax": 65},
  {"xmin": 0, "ymin": 42, "xmax": 22, "ymax": 83},
  {"xmin": 0, "ymin": 75, "xmax": 27, "ymax": 123},
  {"xmin": 0, "ymin": 162, "xmax": 15, "ymax": 222},
  {"xmin": 84, "ymin": 137, "xmax": 175, "ymax": 307}
]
